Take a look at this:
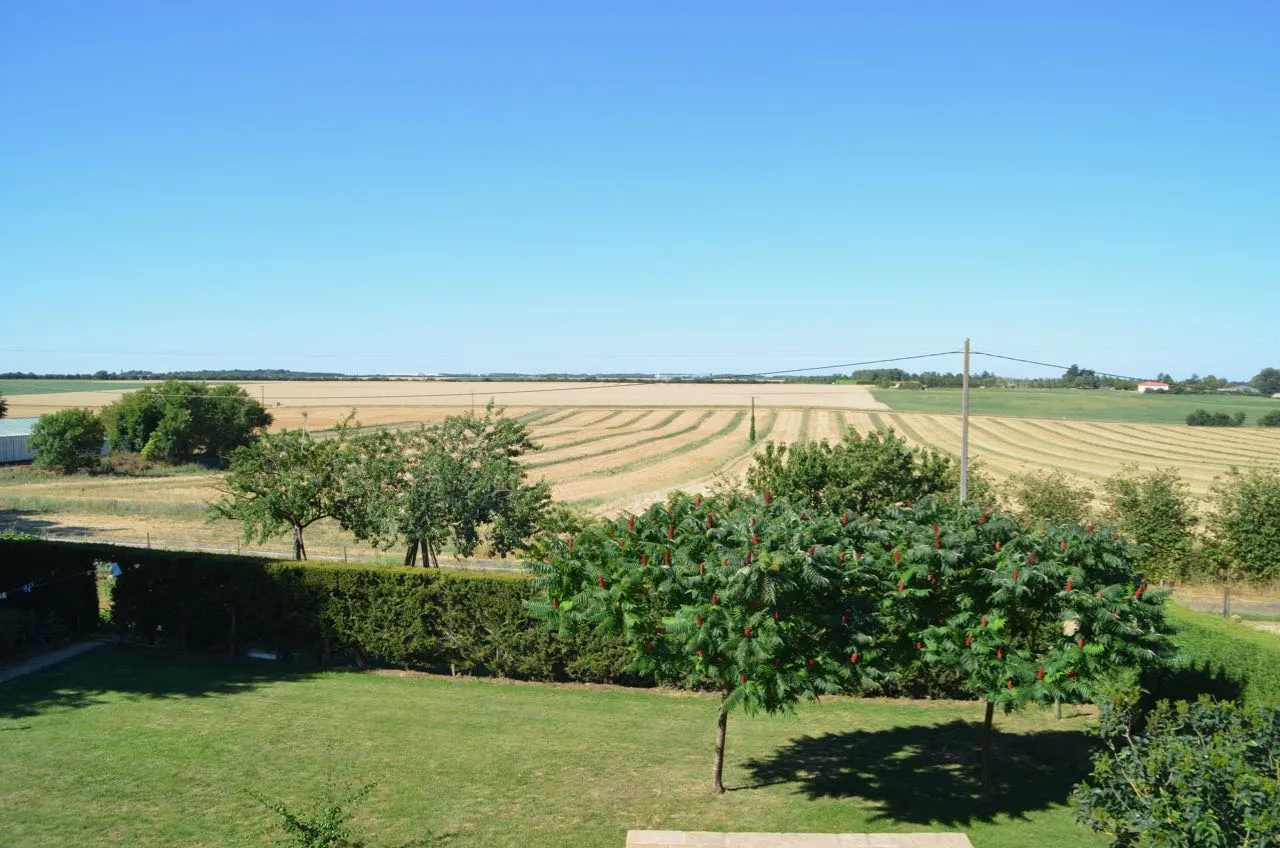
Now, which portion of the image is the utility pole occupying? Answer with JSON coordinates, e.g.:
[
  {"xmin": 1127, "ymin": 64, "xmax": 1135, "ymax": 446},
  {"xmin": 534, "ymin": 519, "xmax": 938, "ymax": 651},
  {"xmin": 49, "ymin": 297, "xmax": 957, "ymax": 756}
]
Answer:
[
  {"xmin": 960, "ymin": 338, "xmax": 971, "ymax": 503},
  {"xmin": 749, "ymin": 396, "xmax": 757, "ymax": 442}
]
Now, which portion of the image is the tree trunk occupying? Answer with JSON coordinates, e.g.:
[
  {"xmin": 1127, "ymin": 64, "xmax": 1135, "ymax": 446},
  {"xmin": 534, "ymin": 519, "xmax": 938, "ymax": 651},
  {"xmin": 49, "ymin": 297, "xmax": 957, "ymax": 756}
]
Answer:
[
  {"xmin": 1053, "ymin": 697, "xmax": 1062, "ymax": 720},
  {"xmin": 404, "ymin": 542, "xmax": 418, "ymax": 567},
  {"xmin": 293, "ymin": 525, "xmax": 306, "ymax": 561},
  {"xmin": 981, "ymin": 700, "xmax": 995, "ymax": 792},
  {"xmin": 712, "ymin": 705, "xmax": 728, "ymax": 794},
  {"xmin": 428, "ymin": 539, "xmax": 440, "ymax": 568}
]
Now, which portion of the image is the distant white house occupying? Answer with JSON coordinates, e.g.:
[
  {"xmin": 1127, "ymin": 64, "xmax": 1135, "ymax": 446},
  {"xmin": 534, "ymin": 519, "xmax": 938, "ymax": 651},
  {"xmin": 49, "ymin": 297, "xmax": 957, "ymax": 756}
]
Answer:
[{"xmin": 1137, "ymin": 381, "xmax": 1170, "ymax": 393}]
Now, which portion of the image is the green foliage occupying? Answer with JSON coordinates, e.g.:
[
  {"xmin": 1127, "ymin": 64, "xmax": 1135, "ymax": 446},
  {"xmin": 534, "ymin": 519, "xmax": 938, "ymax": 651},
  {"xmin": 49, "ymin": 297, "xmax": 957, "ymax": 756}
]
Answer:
[
  {"xmin": 1073, "ymin": 698, "xmax": 1280, "ymax": 847},
  {"xmin": 253, "ymin": 779, "xmax": 375, "ymax": 848},
  {"xmin": 211, "ymin": 426, "xmax": 355, "ymax": 560},
  {"xmin": 0, "ymin": 539, "xmax": 98, "ymax": 658},
  {"xmin": 744, "ymin": 427, "xmax": 958, "ymax": 514},
  {"xmin": 1008, "ymin": 469, "xmax": 1095, "ymax": 526},
  {"xmin": 1102, "ymin": 466, "xmax": 1199, "ymax": 581},
  {"xmin": 29, "ymin": 408, "xmax": 106, "ymax": 474},
  {"xmin": 1208, "ymin": 467, "xmax": 1280, "ymax": 582},
  {"xmin": 901, "ymin": 502, "xmax": 1171, "ymax": 714},
  {"xmin": 1185, "ymin": 409, "xmax": 1245, "ymax": 427},
  {"xmin": 102, "ymin": 380, "xmax": 271, "ymax": 464},
  {"xmin": 338, "ymin": 406, "xmax": 550, "ymax": 566},
  {"xmin": 0, "ymin": 539, "xmax": 634, "ymax": 682},
  {"xmin": 1251, "ymin": 367, "xmax": 1280, "ymax": 397},
  {"xmin": 1161, "ymin": 605, "xmax": 1280, "ymax": 706},
  {"xmin": 0, "ymin": 391, "xmax": 7, "ymax": 419},
  {"xmin": 1259, "ymin": 409, "xmax": 1280, "ymax": 427}
]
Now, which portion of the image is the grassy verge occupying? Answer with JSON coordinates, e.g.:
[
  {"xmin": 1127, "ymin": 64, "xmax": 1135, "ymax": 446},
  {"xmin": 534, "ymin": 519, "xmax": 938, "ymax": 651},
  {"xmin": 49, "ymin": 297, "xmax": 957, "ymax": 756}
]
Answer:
[
  {"xmin": 872, "ymin": 387, "xmax": 1280, "ymax": 425},
  {"xmin": 0, "ymin": 651, "xmax": 1104, "ymax": 848}
]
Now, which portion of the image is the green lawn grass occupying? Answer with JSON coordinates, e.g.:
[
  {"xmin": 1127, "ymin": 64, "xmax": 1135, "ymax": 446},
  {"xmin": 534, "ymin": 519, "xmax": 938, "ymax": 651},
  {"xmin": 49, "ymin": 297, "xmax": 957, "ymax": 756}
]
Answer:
[
  {"xmin": 872, "ymin": 387, "xmax": 1279, "ymax": 425},
  {"xmin": 0, "ymin": 380, "xmax": 145, "ymax": 397},
  {"xmin": 0, "ymin": 651, "xmax": 1105, "ymax": 848}
]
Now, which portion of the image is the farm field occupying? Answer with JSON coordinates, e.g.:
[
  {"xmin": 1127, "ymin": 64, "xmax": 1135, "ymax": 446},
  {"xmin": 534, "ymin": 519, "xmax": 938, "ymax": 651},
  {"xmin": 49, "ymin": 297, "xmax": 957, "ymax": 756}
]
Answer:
[
  {"xmin": 0, "ymin": 650, "xmax": 1103, "ymax": 848},
  {"xmin": 873, "ymin": 386, "xmax": 1280, "ymax": 425},
  {"xmin": 4, "ymin": 381, "xmax": 1280, "ymax": 560},
  {"xmin": 0, "ymin": 379, "xmax": 146, "ymax": 398}
]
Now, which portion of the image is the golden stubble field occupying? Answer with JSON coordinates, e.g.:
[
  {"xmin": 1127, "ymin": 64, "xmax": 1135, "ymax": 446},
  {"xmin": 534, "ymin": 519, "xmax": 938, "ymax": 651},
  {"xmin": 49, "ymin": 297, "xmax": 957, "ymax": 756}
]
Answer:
[{"xmin": 4, "ymin": 381, "xmax": 1280, "ymax": 561}]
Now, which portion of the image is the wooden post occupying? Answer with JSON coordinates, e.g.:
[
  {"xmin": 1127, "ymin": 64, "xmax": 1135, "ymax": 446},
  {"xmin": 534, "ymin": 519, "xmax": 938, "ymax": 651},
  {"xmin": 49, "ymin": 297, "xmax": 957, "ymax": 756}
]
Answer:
[{"xmin": 960, "ymin": 338, "xmax": 971, "ymax": 503}]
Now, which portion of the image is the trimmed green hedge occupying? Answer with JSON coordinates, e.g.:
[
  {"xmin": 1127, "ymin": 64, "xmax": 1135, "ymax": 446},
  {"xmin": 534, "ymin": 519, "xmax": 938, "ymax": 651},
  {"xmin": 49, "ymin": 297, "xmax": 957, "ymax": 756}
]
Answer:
[
  {"xmin": 0, "ymin": 538, "xmax": 99, "ymax": 658},
  {"xmin": 1156, "ymin": 604, "xmax": 1280, "ymax": 706},
  {"xmin": 0, "ymin": 539, "xmax": 638, "ymax": 684}
]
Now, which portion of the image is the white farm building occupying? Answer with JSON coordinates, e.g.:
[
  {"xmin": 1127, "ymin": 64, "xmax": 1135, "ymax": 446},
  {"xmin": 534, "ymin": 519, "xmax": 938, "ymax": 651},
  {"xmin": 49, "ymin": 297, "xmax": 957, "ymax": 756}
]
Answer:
[
  {"xmin": 0, "ymin": 417, "xmax": 40, "ymax": 463},
  {"xmin": 0, "ymin": 417, "xmax": 110, "ymax": 464}
]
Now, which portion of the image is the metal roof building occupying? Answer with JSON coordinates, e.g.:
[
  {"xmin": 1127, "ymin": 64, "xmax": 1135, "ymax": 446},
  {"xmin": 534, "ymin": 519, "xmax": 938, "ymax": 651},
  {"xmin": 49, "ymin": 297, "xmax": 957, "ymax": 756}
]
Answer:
[{"xmin": 0, "ymin": 417, "xmax": 40, "ymax": 463}]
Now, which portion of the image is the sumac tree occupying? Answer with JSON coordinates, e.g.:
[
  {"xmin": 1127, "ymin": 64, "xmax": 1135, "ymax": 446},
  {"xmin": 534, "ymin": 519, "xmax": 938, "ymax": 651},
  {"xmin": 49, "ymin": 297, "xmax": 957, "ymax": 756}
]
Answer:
[
  {"xmin": 888, "ymin": 499, "xmax": 1172, "ymax": 789},
  {"xmin": 529, "ymin": 491, "xmax": 893, "ymax": 794}
]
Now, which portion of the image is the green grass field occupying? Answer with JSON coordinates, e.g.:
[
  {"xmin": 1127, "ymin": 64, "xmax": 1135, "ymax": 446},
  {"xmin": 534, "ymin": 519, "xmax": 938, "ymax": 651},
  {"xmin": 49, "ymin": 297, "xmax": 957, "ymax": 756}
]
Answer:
[
  {"xmin": 0, "ymin": 380, "xmax": 145, "ymax": 397},
  {"xmin": 0, "ymin": 651, "xmax": 1105, "ymax": 848},
  {"xmin": 872, "ymin": 387, "xmax": 1279, "ymax": 425}
]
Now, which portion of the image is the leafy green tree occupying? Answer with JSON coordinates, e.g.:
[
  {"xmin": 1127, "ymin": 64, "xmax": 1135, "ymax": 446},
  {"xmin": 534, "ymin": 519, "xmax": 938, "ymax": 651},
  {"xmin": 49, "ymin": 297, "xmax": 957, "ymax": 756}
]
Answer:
[
  {"xmin": 1008, "ymin": 469, "xmax": 1095, "ymax": 525},
  {"xmin": 1251, "ymin": 367, "xmax": 1280, "ymax": 397},
  {"xmin": 211, "ymin": 426, "xmax": 353, "ymax": 560},
  {"xmin": 102, "ymin": 380, "xmax": 271, "ymax": 464},
  {"xmin": 745, "ymin": 427, "xmax": 959, "ymax": 515},
  {"xmin": 340, "ymin": 407, "xmax": 550, "ymax": 566},
  {"xmin": 895, "ymin": 499, "xmax": 1171, "ymax": 789},
  {"xmin": 1103, "ymin": 466, "xmax": 1199, "ymax": 580},
  {"xmin": 1073, "ymin": 698, "xmax": 1280, "ymax": 846},
  {"xmin": 1259, "ymin": 410, "xmax": 1280, "ymax": 427},
  {"xmin": 1208, "ymin": 467, "xmax": 1280, "ymax": 583},
  {"xmin": 529, "ymin": 491, "xmax": 892, "ymax": 793},
  {"xmin": 29, "ymin": 409, "xmax": 106, "ymax": 474}
]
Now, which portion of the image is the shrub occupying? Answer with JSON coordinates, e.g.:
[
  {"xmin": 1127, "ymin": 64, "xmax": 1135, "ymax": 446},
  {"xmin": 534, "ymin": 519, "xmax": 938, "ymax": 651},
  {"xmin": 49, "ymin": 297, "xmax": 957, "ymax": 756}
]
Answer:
[
  {"xmin": 29, "ymin": 408, "xmax": 106, "ymax": 473},
  {"xmin": 1073, "ymin": 698, "xmax": 1280, "ymax": 846},
  {"xmin": 0, "ymin": 539, "xmax": 637, "ymax": 683},
  {"xmin": 0, "ymin": 540, "xmax": 99, "ymax": 659},
  {"xmin": 1186, "ymin": 409, "xmax": 1245, "ymax": 427},
  {"xmin": 1156, "ymin": 604, "xmax": 1280, "ymax": 706},
  {"xmin": 1008, "ymin": 468, "xmax": 1095, "ymax": 525},
  {"xmin": 1259, "ymin": 410, "xmax": 1280, "ymax": 427},
  {"xmin": 1208, "ymin": 467, "xmax": 1280, "ymax": 583},
  {"xmin": 1102, "ymin": 466, "xmax": 1200, "ymax": 581}
]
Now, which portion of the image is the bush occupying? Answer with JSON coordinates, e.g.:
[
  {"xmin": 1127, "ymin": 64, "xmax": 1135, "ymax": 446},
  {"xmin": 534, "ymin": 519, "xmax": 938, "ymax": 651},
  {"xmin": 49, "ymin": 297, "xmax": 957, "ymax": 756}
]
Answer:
[
  {"xmin": 1073, "ymin": 698, "xmax": 1280, "ymax": 846},
  {"xmin": 1259, "ymin": 410, "xmax": 1280, "ymax": 427},
  {"xmin": 29, "ymin": 408, "xmax": 106, "ymax": 473},
  {"xmin": 1186, "ymin": 409, "xmax": 1246, "ymax": 427},
  {"xmin": 1156, "ymin": 604, "xmax": 1280, "ymax": 706},
  {"xmin": 101, "ymin": 380, "xmax": 271, "ymax": 465},
  {"xmin": 0, "ymin": 539, "xmax": 638, "ymax": 683},
  {"xmin": 1008, "ymin": 468, "xmax": 1095, "ymax": 525},
  {"xmin": 1102, "ymin": 466, "xmax": 1200, "ymax": 581},
  {"xmin": 0, "ymin": 540, "xmax": 99, "ymax": 659},
  {"xmin": 1208, "ymin": 467, "xmax": 1280, "ymax": 583}
]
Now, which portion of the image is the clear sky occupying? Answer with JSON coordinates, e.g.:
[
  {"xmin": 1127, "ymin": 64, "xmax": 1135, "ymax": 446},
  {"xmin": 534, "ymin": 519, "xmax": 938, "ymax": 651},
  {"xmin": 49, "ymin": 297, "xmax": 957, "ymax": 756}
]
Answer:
[{"xmin": 2, "ymin": 2, "xmax": 1277, "ymax": 380}]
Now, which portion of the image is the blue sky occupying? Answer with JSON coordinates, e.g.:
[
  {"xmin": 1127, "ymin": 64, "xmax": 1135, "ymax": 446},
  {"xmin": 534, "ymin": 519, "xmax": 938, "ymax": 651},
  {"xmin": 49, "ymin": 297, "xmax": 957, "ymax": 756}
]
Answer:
[{"xmin": 2, "ymin": 2, "xmax": 1277, "ymax": 379}]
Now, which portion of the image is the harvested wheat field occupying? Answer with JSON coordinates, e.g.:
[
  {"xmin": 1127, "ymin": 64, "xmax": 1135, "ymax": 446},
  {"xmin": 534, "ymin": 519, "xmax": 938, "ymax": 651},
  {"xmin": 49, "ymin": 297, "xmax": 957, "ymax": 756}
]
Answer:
[{"xmin": 4, "ymin": 379, "xmax": 1280, "ymax": 561}]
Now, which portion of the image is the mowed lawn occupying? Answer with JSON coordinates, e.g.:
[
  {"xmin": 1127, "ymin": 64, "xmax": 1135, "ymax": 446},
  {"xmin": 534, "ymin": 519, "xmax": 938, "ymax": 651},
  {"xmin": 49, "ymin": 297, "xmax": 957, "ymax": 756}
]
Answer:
[
  {"xmin": 0, "ymin": 651, "xmax": 1106, "ymax": 848},
  {"xmin": 873, "ymin": 387, "xmax": 1280, "ymax": 425}
]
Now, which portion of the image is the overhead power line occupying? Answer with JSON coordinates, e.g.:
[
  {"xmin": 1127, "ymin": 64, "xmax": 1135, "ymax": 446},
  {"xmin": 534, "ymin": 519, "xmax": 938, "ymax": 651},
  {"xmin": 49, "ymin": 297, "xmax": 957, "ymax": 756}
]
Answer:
[{"xmin": 971, "ymin": 350, "xmax": 1153, "ymax": 384}]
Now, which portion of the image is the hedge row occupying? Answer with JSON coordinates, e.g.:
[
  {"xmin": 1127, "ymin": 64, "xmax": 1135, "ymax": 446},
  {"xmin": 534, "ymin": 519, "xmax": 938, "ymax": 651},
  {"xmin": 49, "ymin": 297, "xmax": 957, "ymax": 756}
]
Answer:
[
  {"xmin": 1157, "ymin": 604, "xmax": 1280, "ymax": 706},
  {"xmin": 0, "ymin": 537, "xmax": 99, "ymax": 659},
  {"xmin": 6, "ymin": 539, "xmax": 1276, "ymax": 707},
  {"xmin": 0, "ymin": 539, "xmax": 639, "ymax": 683}
]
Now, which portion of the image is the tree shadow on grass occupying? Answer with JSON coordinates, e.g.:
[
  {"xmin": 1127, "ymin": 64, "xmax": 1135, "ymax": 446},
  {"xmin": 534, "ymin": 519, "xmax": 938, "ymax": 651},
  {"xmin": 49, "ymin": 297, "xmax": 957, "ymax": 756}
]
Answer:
[
  {"xmin": 0, "ymin": 646, "xmax": 328, "ymax": 719},
  {"xmin": 742, "ymin": 718, "xmax": 1097, "ymax": 826},
  {"xmin": 0, "ymin": 508, "xmax": 105, "ymax": 538}
]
